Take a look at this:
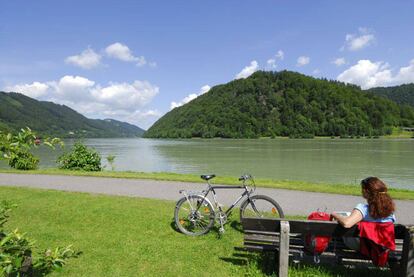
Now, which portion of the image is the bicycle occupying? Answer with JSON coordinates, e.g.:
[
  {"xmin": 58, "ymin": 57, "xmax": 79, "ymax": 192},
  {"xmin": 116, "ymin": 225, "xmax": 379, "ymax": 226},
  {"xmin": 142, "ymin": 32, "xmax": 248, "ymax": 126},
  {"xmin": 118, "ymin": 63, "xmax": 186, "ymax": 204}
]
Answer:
[{"xmin": 174, "ymin": 174, "xmax": 284, "ymax": 236}]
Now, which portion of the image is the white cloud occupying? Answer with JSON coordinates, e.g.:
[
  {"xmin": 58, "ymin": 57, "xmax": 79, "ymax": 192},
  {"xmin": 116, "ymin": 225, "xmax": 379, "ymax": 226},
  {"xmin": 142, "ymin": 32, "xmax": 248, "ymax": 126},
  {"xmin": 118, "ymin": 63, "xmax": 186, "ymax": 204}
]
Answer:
[
  {"xmin": 235, "ymin": 60, "xmax": 259, "ymax": 79},
  {"xmin": 50, "ymin": 75, "xmax": 95, "ymax": 102},
  {"xmin": 171, "ymin": 94, "xmax": 198, "ymax": 110},
  {"xmin": 343, "ymin": 27, "xmax": 375, "ymax": 51},
  {"xmin": 266, "ymin": 59, "xmax": 277, "ymax": 69},
  {"xmin": 65, "ymin": 48, "xmax": 101, "ymax": 69},
  {"xmin": 275, "ymin": 50, "xmax": 284, "ymax": 60},
  {"xmin": 395, "ymin": 59, "xmax": 414, "ymax": 84},
  {"xmin": 5, "ymin": 82, "xmax": 49, "ymax": 98},
  {"xmin": 337, "ymin": 60, "xmax": 392, "ymax": 89},
  {"xmin": 170, "ymin": 85, "xmax": 211, "ymax": 110},
  {"xmin": 91, "ymin": 80, "xmax": 159, "ymax": 110},
  {"xmin": 296, "ymin": 56, "xmax": 310, "ymax": 67},
  {"xmin": 104, "ymin": 42, "xmax": 153, "ymax": 67},
  {"xmin": 337, "ymin": 59, "xmax": 414, "ymax": 89},
  {"xmin": 3, "ymin": 76, "xmax": 159, "ymax": 128},
  {"xmin": 333, "ymin": 57, "xmax": 346, "ymax": 66},
  {"xmin": 105, "ymin": 42, "xmax": 136, "ymax": 62},
  {"xmin": 266, "ymin": 50, "xmax": 284, "ymax": 70},
  {"xmin": 199, "ymin": 85, "xmax": 211, "ymax": 94}
]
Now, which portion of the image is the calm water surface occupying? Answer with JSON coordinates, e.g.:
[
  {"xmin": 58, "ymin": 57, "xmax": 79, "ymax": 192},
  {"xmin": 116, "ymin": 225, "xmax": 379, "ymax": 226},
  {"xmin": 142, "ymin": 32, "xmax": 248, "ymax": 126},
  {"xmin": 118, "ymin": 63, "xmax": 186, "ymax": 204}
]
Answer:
[{"xmin": 2, "ymin": 138, "xmax": 413, "ymax": 190}]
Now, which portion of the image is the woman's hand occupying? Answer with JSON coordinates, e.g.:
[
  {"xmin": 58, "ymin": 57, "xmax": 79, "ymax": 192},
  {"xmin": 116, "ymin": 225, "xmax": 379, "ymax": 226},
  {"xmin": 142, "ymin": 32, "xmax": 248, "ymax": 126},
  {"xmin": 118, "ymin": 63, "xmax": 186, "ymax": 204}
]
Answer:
[{"xmin": 332, "ymin": 209, "xmax": 363, "ymax": 228}]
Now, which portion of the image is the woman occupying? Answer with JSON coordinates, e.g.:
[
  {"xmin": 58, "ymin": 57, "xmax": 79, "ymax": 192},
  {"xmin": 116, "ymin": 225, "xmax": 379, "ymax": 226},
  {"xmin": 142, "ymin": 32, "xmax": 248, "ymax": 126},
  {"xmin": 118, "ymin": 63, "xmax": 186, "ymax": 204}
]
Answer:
[
  {"xmin": 331, "ymin": 177, "xmax": 396, "ymax": 265},
  {"xmin": 331, "ymin": 176, "xmax": 395, "ymax": 227}
]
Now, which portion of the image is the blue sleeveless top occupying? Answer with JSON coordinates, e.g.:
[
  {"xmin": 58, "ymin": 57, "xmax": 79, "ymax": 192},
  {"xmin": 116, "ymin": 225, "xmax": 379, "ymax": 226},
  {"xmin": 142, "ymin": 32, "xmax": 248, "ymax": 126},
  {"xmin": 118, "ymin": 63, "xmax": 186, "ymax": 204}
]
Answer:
[{"xmin": 354, "ymin": 203, "xmax": 395, "ymax": 223}]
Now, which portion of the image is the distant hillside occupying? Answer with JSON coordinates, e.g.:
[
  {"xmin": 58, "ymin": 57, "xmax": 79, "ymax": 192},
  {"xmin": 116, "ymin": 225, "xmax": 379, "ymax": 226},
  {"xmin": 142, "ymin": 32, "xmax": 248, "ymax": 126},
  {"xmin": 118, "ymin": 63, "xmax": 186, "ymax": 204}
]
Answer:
[
  {"xmin": 367, "ymin": 84, "xmax": 414, "ymax": 107},
  {"xmin": 145, "ymin": 71, "xmax": 414, "ymax": 138},
  {"xmin": 0, "ymin": 91, "xmax": 145, "ymax": 138}
]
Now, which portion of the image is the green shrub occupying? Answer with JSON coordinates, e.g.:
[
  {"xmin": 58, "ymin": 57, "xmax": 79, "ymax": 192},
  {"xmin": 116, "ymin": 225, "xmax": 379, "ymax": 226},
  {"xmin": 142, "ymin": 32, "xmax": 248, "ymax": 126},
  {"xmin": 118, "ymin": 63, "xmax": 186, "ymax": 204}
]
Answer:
[
  {"xmin": 8, "ymin": 150, "xmax": 39, "ymax": 170},
  {"xmin": 57, "ymin": 142, "xmax": 102, "ymax": 171},
  {"xmin": 0, "ymin": 201, "xmax": 80, "ymax": 276},
  {"xmin": 0, "ymin": 127, "xmax": 63, "ymax": 170}
]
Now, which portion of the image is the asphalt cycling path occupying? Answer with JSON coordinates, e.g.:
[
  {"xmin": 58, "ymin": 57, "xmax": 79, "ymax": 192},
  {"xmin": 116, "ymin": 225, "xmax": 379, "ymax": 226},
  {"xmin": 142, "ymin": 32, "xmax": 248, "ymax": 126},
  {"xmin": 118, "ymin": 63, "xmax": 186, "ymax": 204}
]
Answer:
[{"xmin": 0, "ymin": 173, "xmax": 413, "ymax": 225}]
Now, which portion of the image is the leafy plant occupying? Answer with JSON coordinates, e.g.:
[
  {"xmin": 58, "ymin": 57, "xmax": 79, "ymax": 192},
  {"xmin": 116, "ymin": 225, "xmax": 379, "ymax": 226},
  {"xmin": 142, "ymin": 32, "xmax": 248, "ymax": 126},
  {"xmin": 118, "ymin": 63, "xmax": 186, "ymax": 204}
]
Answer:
[
  {"xmin": 33, "ymin": 246, "xmax": 79, "ymax": 275},
  {"xmin": 0, "ymin": 127, "xmax": 63, "ymax": 170},
  {"xmin": 8, "ymin": 150, "xmax": 39, "ymax": 171},
  {"xmin": 57, "ymin": 142, "xmax": 102, "ymax": 171},
  {"xmin": 106, "ymin": 155, "xmax": 116, "ymax": 171},
  {"xmin": 0, "ymin": 202, "xmax": 80, "ymax": 276}
]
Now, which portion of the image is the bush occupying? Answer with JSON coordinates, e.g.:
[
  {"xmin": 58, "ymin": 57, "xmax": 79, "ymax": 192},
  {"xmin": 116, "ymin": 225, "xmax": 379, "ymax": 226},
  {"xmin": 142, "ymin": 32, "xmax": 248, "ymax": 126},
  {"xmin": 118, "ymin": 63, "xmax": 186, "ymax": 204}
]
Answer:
[
  {"xmin": 0, "ymin": 128, "xmax": 63, "ymax": 170},
  {"xmin": 0, "ymin": 201, "xmax": 80, "ymax": 276},
  {"xmin": 8, "ymin": 150, "xmax": 39, "ymax": 170},
  {"xmin": 57, "ymin": 142, "xmax": 102, "ymax": 171}
]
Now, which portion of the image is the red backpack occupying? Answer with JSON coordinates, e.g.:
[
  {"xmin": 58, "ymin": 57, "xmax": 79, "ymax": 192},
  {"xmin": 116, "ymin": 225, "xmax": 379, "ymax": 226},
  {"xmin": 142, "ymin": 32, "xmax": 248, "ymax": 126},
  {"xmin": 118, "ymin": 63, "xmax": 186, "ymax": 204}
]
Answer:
[{"xmin": 304, "ymin": 212, "xmax": 332, "ymax": 257}]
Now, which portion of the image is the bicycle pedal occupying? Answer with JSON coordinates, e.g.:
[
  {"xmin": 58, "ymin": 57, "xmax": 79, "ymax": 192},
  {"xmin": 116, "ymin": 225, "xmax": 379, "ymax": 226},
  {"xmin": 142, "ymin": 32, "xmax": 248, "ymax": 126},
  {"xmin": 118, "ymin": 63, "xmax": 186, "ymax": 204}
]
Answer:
[{"xmin": 219, "ymin": 227, "xmax": 225, "ymax": 234}]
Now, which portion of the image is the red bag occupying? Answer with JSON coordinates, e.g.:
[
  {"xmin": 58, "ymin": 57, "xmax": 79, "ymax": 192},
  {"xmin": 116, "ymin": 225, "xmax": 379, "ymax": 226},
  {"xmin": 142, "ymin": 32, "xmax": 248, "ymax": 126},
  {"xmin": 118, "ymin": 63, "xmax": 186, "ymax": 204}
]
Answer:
[{"xmin": 304, "ymin": 212, "xmax": 332, "ymax": 255}]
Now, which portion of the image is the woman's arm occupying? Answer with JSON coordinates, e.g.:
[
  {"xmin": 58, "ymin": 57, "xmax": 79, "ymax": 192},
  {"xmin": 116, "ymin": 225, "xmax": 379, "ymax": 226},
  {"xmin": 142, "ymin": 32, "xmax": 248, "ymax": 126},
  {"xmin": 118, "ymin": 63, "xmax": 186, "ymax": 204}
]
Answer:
[{"xmin": 331, "ymin": 209, "xmax": 363, "ymax": 228}]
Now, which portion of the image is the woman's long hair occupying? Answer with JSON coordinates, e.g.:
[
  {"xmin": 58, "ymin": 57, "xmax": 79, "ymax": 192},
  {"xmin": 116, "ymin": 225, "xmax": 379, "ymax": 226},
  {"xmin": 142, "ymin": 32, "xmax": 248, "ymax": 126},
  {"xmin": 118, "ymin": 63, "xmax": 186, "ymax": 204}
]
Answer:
[{"xmin": 361, "ymin": 177, "xmax": 395, "ymax": 218}]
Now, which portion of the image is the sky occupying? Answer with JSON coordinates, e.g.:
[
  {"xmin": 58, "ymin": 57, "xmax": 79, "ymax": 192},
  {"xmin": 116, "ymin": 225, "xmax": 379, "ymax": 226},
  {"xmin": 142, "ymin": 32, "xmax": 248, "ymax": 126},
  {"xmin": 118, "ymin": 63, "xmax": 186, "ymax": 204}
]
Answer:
[{"xmin": 1, "ymin": 1, "xmax": 414, "ymax": 129}]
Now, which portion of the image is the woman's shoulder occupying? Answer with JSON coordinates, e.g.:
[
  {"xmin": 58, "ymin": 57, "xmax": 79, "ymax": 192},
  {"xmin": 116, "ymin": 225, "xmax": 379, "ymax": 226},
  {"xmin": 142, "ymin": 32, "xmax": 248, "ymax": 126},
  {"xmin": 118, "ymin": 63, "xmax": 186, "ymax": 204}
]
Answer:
[{"xmin": 354, "ymin": 203, "xmax": 369, "ymax": 217}]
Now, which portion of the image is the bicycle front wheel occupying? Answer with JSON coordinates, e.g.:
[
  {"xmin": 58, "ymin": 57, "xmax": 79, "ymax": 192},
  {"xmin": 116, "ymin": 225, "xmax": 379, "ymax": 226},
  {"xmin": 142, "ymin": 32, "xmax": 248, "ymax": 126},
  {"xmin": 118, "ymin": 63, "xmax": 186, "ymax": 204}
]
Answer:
[
  {"xmin": 239, "ymin": 195, "xmax": 284, "ymax": 221},
  {"xmin": 174, "ymin": 195, "xmax": 215, "ymax": 236}
]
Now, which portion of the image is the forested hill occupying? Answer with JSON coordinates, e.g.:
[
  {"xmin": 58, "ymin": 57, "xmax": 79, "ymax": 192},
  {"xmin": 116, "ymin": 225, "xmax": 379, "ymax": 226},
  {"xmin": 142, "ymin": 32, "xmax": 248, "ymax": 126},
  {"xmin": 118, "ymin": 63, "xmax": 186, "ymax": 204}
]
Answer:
[
  {"xmin": 145, "ymin": 71, "xmax": 414, "ymax": 138},
  {"xmin": 367, "ymin": 84, "xmax": 414, "ymax": 108},
  {"xmin": 0, "ymin": 91, "xmax": 145, "ymax": 138}
]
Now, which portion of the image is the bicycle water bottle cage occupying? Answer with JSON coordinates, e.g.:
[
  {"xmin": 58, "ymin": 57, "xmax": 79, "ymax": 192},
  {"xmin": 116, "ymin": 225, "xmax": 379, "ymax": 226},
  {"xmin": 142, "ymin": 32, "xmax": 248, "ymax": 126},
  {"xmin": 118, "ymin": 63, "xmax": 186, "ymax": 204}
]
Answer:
[{"xmin": 200, "ymin": 174, "xmax": 216, "ymax": 181}]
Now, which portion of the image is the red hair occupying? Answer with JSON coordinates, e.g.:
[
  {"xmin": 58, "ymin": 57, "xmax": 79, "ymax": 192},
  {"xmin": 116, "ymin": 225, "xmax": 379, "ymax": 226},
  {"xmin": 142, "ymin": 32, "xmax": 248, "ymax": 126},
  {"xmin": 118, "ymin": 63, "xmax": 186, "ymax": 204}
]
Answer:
[{"xmin": 361, "ymin": 177, "xmax": 395, "ymax": 218}]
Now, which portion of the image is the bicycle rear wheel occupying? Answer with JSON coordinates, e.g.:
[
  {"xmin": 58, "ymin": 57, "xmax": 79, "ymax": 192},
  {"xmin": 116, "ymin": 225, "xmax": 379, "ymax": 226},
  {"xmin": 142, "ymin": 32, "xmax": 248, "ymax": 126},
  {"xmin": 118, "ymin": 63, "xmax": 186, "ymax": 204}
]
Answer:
[
  {"xmin": 239, "ymin": 195, "xmax": 284, "ymax": 221},
  {"xmin": 174, "ymin": 195, "xmax": 215, "ymax": 236}
]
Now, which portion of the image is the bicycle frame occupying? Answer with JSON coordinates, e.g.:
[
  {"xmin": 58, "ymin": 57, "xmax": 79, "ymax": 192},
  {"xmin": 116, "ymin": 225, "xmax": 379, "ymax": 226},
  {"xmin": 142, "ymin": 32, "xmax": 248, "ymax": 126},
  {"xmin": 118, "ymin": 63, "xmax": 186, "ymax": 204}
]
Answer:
[{"xmin": 184, "ymin": 179, "xmax": 253, "ymax": 217}]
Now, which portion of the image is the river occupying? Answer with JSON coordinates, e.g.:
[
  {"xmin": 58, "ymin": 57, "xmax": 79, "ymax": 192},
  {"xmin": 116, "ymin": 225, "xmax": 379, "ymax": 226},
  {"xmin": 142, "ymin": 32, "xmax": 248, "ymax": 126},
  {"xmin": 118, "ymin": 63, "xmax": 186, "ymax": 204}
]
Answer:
[{"xmin": 1, "ymin": 138, "xmax": 413, "ymax": 190}]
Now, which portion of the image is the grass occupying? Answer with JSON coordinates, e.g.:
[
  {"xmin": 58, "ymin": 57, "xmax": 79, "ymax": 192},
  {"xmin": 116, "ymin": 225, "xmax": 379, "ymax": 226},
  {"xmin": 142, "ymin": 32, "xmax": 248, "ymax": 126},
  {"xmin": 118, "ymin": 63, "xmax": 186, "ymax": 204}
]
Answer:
[
  {"xmin": 1, "ymin": 168, "xmax": 413, "ymax": 200},
  {"xmin": 0, "ymin": 186, "xmax": 392, "ymax": 277}
]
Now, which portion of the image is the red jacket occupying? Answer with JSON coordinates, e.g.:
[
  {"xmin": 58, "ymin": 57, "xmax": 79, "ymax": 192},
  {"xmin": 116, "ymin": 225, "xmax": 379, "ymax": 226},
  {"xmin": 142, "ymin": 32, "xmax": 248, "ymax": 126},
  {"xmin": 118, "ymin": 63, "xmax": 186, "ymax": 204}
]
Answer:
[{"xmin": 358, "ymin": 221, "xmax": 395, "ymax": 266}]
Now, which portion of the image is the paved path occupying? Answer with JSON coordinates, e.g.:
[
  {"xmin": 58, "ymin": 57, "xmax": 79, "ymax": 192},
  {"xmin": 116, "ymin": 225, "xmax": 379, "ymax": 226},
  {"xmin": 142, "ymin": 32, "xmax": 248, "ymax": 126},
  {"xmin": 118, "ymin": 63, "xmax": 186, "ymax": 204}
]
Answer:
[{"xmin": 0, "ymin": 173, "xmax": 413, "ymax": 225}]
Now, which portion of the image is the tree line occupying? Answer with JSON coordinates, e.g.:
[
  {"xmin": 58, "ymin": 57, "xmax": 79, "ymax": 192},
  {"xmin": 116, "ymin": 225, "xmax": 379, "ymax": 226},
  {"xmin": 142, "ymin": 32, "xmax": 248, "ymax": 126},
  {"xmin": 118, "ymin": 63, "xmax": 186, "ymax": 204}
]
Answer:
[{"xmin": 145, "ymin": 71, "xmax": 414, "ymax": 138}]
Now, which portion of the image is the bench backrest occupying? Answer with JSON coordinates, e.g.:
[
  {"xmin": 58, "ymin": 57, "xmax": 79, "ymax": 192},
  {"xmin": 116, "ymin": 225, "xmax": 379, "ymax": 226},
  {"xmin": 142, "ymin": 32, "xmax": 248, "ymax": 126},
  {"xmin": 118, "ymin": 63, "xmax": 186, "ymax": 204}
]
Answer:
[{"xmin": 241, "ymin": 217, "xmax": 407, "ymax": 239}]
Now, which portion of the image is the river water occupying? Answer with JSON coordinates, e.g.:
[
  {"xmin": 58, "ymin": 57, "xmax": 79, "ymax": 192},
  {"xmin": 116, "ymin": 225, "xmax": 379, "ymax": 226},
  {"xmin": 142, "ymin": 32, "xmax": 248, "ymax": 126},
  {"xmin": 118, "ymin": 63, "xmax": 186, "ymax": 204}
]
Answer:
[{"xmin": 1, "ymin": 138, "xmax": 413, "ymax": 190}]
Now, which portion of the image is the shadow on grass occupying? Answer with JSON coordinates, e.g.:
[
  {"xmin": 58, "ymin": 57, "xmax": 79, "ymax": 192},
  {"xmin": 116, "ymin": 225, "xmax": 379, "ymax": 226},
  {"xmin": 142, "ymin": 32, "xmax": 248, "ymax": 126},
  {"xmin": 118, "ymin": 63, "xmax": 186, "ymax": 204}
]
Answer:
[
  {"xmin": 220, "ymin": 250, "xmax": 392, "ymax": 277},
  {"xmin": 170, "ymin": 219, "xmax": 182, "ymax": 234},
  {"xmin": 229, "ymin": 220, "xmax": 243, "ymax": 233},
  {"xmin": 170, "ymin": 217, "xmax": 244, "ymax": 237}
]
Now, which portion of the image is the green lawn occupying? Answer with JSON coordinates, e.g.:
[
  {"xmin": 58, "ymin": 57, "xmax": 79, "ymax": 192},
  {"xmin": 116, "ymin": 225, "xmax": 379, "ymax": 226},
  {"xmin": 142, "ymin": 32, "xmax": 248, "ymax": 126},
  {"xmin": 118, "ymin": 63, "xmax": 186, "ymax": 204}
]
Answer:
[
  {"xmin": 1, "ymin": 168, "xmax": 413, "ymax": 200},
  {"xmin": 1, "ymin": 186, "xmax": 392, "ymax": 276}
]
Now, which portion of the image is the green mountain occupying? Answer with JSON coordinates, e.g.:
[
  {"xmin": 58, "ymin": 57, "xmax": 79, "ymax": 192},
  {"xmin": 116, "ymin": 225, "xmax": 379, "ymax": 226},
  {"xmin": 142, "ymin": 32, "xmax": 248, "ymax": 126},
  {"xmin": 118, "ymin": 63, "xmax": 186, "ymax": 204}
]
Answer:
[
  {"xmin": 0, "ymin": 91, "xmax": 145, "ymax": 138},
  {"xmin": 367, "ymin": 84, "xmax": 414, "ymax": 108},
  {"xmin": 145, "ymin": 71, "xmax": 414, "ymax": 138}
]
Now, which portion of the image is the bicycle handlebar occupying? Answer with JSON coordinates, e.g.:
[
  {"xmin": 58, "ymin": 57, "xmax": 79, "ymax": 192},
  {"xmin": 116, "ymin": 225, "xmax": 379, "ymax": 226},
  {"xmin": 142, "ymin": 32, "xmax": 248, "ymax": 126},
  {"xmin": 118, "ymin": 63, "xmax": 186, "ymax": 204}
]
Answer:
[{"xmin": 239, "ymin": 174, "xmax": 256, "ymax": 193}]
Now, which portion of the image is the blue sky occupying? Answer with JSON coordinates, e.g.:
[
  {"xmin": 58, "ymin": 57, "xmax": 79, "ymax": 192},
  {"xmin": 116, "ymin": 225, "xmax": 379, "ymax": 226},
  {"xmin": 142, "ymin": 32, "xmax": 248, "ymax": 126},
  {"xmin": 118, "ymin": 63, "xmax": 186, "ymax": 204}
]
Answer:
[{"xmin": 1, "ymin": 1, "xmax": 414, "ymax": 129}]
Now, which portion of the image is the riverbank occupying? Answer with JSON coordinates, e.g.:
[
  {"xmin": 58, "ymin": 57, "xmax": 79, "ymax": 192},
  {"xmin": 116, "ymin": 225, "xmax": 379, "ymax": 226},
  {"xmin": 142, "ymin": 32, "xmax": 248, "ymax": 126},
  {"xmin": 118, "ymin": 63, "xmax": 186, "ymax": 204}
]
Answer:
[
  {"xmin": 1, "ymin": 168, "xmax": 413, "ymax": 200},
  {"xmin": 0, "ymin": 186, "xmax": 392, "ymax": 276}
]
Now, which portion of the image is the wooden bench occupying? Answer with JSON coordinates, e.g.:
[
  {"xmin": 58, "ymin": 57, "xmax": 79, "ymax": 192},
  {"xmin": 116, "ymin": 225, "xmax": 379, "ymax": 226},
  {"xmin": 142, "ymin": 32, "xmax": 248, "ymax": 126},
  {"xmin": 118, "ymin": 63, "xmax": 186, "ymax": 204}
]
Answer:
[{"xmin": 240, "ymin": 218, "xmax": 414, "ymax": 277}]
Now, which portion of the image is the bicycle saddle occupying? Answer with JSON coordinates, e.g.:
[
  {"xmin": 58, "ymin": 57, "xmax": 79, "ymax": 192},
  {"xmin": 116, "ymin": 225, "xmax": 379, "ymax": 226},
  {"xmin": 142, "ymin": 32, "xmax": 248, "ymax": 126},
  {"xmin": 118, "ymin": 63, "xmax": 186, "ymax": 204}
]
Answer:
[{"xmin": 200, "ymin": 174, "xmax": 216, "ymax": 181}]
